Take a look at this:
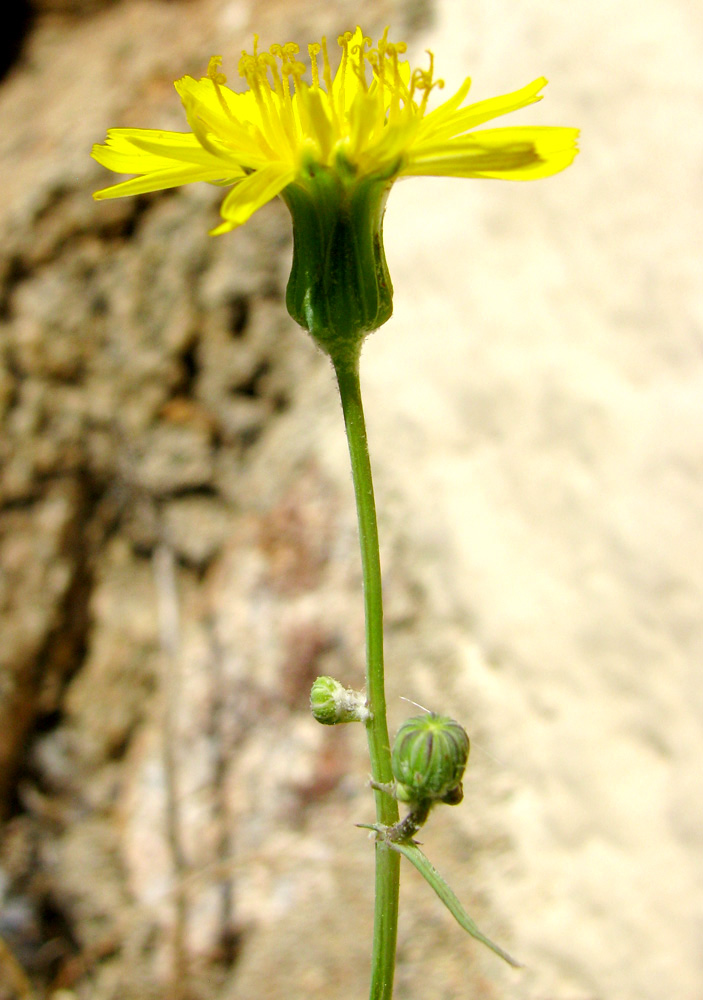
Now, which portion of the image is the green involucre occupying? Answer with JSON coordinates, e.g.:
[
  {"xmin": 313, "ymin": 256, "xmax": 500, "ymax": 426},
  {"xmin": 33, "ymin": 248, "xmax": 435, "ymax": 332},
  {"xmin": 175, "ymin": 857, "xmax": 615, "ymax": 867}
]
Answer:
[
  {"xmin": 281, "ymin": 160, "xmax": 394, "ymax": 366},
  {"xmin": 391, "ymin": 713, "xmax": 470, "ymax": 802}
]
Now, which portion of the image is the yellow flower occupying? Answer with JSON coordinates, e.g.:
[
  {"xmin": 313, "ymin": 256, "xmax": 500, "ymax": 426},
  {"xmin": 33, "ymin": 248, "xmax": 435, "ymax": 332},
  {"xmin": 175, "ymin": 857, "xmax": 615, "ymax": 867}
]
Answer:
[
  {"xmin": 92, "ymin": 27, "xmax": 578, "ymax": 362},
  {"xmin": 93, "ymin": 27, "xmax": 577, "ymax": 231}
]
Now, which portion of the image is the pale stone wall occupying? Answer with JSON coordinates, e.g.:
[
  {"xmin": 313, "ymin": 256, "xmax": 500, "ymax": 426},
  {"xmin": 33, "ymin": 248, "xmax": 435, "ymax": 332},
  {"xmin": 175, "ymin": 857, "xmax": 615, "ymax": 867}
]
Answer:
[{"xmin": 0, "ymin": 1, "xmax": 700, "ymax": 998}]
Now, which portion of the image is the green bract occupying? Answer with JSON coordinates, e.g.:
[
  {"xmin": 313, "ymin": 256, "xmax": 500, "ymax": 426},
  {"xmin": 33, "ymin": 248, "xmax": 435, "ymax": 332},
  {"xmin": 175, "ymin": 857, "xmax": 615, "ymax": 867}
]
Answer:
[
  {"xmin": 391, "ymin": 713, "xmax": 470, "ymax": 802},
  {"xmin": 282, "ymin": 162, "xmax": 393, "ymax": 365}
]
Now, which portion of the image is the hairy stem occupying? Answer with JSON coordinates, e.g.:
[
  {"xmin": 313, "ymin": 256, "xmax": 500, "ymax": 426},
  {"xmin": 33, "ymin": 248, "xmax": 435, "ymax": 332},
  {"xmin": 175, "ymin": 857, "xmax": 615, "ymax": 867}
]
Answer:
[{"xmin": 334, "ymin": 357, "xmax": 400, "ymax": 1000}]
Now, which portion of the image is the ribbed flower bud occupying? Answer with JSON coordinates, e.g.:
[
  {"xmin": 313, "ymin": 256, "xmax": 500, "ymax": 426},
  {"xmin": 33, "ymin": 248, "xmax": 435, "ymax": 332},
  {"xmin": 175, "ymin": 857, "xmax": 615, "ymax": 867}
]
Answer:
[
  {"xmin": 391, "ymin": 713, "xmax": 470, "ymax": 802},
  {"xmin": 310, "ymin": 675, "xmax": 371, "ymax": 725}
]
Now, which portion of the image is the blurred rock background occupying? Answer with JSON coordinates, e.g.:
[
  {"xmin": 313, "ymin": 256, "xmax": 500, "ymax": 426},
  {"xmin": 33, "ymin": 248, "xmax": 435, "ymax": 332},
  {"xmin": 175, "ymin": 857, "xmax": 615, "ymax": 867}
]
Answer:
[{"xmin": 0, "ymin": 1, "xmax": 701, "ymax": 999}]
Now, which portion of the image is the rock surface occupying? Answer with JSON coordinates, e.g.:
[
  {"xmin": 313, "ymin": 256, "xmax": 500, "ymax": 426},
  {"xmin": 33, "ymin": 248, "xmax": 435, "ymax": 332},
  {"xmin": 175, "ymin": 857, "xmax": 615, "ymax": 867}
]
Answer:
[{"xmin": 1, "ymin": 1, "xmax": 701, "ymax": 999}]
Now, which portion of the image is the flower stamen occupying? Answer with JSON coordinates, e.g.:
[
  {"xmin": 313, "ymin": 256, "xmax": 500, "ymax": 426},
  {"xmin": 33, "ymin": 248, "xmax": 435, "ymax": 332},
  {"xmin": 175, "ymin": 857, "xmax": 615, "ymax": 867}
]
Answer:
[
  {"xmin": 238, "ymin": 44, "xmax": 291, "ymax": 159},
  {"xmin": 319, "ymin": 36, "xmax": 340, "ymax": 132},
  {"xmin": 207, "ymin": 55, "xmax": 244, "ymax": 134},
  {"xmin": 263, "ymin": 49, "xmax": 299, "ymax": 152},
  {"xmin": 336, "ymin": 31, "xmax": 352, "ymax": 112},
  {"xmin": 308, "ymin": 42, "xmax": 321, "ymax": 89},
  {"xmin": 350, "ymin": 33, "xmax": 372, "ymax": 94}
]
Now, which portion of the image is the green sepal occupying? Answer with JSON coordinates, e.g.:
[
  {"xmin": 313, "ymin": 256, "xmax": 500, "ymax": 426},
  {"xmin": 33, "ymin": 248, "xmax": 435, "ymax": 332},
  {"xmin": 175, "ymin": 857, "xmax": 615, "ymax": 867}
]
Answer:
[
  {"xmin": 281, "ymin": 159, "xmax": 394, "ymax": 368},
  {"xmin": 390, "ymin": 841, "xmax": 522, "ymax": 968}
]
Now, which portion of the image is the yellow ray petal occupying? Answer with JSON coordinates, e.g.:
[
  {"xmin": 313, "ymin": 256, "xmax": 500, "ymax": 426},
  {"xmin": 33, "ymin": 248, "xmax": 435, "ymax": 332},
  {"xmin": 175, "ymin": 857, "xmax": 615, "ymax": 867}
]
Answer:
[
  {"xmin": 177, "ymin": 88, "xmax": 273, "ymax": 169},
  {"xmin": 175, "ymin": 75, "xmax": 262, "ymax": 131},
  {"xmin": 209, "ymin": 163, "xmax": 296, "ymax": 234},
  {"xmin": 297, "ymin": 85, "xmax": 334, "ymax": 162},
  {"xmin": 93, "ymin": 164, "xmax": 235, "ymax": 200},
  {"xmin": 92, "ymin": 130, "xmax": 196, "ymax": 173},
  {"xmin": 417, "ymin": 78, "xmax": 548, "ymax": 145},
  {"xmin": 418, "ymin": 76, "xmax": 472, "ymax": 131},
  {"xmin": 346, "ymin": 89, "xmax": 383, "ymax": 158},
  {"xmin": 93, "ymin": 128, "xmax": 245, "ymax": 173},
  {"xmin": 403, "ymin": 126, "xmax": 579, "ymax": 179}
]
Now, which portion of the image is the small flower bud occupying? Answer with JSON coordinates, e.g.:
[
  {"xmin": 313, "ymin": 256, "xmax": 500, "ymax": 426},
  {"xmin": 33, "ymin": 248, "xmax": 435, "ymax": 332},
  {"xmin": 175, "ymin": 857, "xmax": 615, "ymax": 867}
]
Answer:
[
  {"xmin": 310, "ymin": 675, "xmax": 371, "ymax": 725},
  {"xmin": 391, "ymin": 713, "xmax": 470, "ymax": 802}
]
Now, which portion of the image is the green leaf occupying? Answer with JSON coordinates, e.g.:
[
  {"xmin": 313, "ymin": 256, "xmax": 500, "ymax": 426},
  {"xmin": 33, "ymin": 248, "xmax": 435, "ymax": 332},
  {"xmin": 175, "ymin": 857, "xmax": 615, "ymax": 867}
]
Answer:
[{"xmin": 390, "ymin": 841, "xmax": 522, "ymax": 968}]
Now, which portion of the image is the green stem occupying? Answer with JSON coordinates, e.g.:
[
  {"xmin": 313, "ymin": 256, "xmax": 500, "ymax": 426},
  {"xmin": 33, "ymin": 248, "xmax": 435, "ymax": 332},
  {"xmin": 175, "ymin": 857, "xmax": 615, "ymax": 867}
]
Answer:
[{"xmin": 334, "ymin": 356, "xmax": 400, "ymax": 1000}]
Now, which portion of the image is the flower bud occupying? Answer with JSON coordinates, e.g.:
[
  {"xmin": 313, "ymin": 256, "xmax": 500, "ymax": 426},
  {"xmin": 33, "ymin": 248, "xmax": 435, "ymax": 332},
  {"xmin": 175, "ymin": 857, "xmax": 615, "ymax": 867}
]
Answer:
[
  {"xmin": 391, "ymin": 713, "xmax": 470, "ymax": 802},
  {"xmin": 310, "ymin": 675, "xmax": 370, "ymax": 725}
]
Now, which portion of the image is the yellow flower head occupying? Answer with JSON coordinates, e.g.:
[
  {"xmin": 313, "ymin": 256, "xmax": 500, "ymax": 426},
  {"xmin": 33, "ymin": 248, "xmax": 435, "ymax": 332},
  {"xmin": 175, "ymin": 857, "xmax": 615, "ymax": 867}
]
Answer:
[
  {"xmin": 92, "ymin": 27, "xmax": 578, "ymax": 361},
  {"xmin": 93, "ymin": 26, "xmax": 577, "ymax": 231}
]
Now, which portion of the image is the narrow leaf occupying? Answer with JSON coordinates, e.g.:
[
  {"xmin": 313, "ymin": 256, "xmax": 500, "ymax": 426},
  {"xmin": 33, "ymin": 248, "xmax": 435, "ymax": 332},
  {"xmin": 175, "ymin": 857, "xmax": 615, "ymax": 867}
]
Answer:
[{"xmin": 391, "ymin": 841, "xmax": 522, "ymax": 968}]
